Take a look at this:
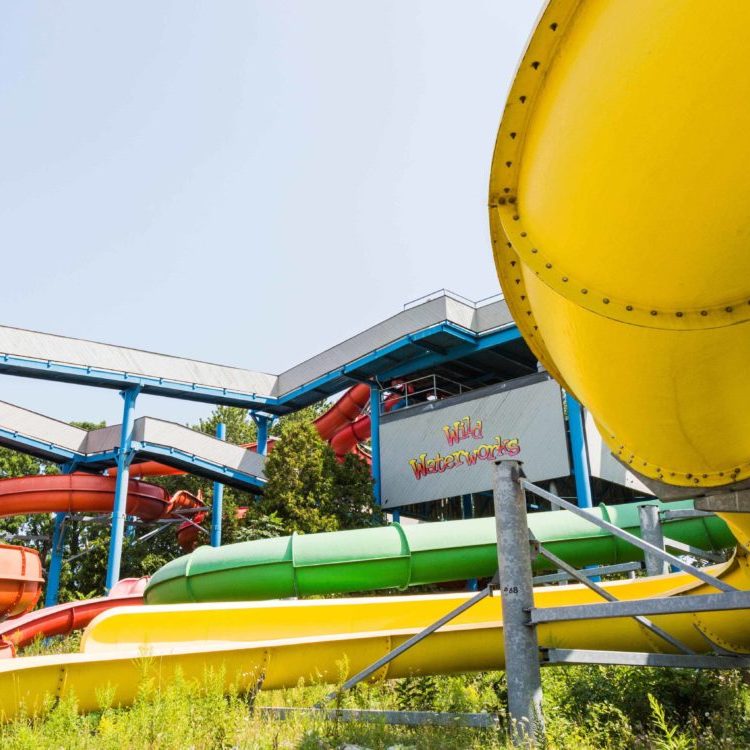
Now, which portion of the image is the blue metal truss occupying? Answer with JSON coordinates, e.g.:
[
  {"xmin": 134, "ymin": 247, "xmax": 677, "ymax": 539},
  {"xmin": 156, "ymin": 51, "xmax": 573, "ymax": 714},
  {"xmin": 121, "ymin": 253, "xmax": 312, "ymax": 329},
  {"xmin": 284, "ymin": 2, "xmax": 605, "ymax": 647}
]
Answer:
[{"xmin": 0, "ymin": 323, "xmax": 522, "ymax": 415}]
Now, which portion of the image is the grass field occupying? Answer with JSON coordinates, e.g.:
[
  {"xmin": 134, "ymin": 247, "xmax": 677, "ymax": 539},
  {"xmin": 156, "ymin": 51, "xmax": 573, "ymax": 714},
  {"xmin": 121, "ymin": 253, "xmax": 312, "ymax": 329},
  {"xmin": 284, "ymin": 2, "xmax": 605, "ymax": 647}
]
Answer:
[{"xmin": 2, "ymin": 635, "xmax": 749, "ymax": 749}]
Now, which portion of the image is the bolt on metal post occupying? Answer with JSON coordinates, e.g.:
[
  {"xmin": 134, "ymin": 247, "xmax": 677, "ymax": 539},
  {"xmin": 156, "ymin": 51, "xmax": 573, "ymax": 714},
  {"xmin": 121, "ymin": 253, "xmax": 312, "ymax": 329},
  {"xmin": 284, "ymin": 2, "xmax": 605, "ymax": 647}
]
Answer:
[
  {"xmin": 639, "ymin": 504, "xmax": 669, "ymax": 576},
  {"xmin": 493, "ymin": 459, "xmax": 544, "ymax": 746}
]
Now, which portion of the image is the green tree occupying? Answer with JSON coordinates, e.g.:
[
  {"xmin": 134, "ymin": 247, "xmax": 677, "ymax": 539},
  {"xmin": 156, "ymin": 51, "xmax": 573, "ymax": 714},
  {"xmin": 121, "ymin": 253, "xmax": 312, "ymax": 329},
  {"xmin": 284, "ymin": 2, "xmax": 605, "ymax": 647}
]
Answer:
[
  {"xmin": 260, "ymin": 418, "xmax": 339, "ymax": 533},
  {"xmin": 333, "ymin": 452, "xmax": 381, "ymax": 528}
]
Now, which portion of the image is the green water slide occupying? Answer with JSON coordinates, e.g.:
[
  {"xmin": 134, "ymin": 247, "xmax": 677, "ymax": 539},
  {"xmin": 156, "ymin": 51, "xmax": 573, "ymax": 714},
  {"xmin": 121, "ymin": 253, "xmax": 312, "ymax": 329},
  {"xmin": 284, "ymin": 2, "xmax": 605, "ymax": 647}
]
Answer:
[{"xmin": 145, "ymin": 499, "xmax": 734, "ymax": 604}]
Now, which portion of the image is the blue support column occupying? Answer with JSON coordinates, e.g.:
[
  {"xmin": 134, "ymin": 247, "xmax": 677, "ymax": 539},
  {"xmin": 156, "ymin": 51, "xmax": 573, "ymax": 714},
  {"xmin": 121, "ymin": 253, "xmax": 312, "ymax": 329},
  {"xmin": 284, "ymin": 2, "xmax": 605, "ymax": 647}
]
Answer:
[
  {"xmin": 105, "ymin": 387, "xmax": 139, "ymax": 593},
  {"xmin": 210, "ymin": 422, "xmax": 226, "ymax": 547},
  {"xmin": 253, "ymin": 413, "xmax": 271, "ymax": 456},
  {"xmin": 391, "ymin": 509, "xmax": 401, "ymax": 523},
  {"xmin": 370, "ymin": 383, "xmax": 382, "ymax": 506},
  {"xmin": 565, "ymin": 392, "xmax": 593, "ymax": 509},
  {"xmin": 44, "ymin": 511, "xmax": 66, "ymax": 607},
  {"xmin": 462, "ymin": 494, "xmax": 478, "ymax": 591}
]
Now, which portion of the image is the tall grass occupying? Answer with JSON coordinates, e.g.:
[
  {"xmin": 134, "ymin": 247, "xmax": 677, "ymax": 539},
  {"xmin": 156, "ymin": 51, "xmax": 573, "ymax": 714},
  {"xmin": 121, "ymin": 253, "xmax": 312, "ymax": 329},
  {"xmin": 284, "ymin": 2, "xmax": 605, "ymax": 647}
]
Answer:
[{"xmin": 4, "ymin": 635, "xmax": 749, "ymax": 749}]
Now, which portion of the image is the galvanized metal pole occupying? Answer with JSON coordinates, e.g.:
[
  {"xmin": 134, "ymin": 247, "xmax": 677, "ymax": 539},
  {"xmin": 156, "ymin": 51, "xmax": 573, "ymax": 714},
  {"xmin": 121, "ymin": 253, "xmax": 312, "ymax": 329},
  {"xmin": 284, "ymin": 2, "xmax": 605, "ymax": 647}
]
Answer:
[
  {"xmin": 493, "ymin": 460, "xmax": 544, "ymax": 745},
  {"xmin": 565, "ymin": 393, "xmax": 593, "ymax": 508},
  {"xmin": 210, "ymin": 422, "xmax": 226, "ymax": 547},
  {"xmin": 370, "ymin": 383, "xmax": 382, "ymax": 505},
  {"xmin": 639, "ymin": 504, "xmax": 669, "ymax": 576},
  {"xmin": 44, "ymin": 511, "xmax": 66, "ymax": 607},
  {"xmin": 105, "ymin": 387, "xmax": 139, "ymax": 593}
]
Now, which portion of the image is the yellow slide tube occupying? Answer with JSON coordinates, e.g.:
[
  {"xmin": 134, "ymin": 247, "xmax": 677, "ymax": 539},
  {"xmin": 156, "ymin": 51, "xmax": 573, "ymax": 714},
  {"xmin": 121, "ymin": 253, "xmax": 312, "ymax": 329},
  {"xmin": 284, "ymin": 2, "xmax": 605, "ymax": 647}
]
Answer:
[
  {"xmin": 2, "ymin": 553, "xmax": 749, "ymax": 721},
  {"xmin": 489, "ymin": 0, "xmax": 750, "ymax": 490}
]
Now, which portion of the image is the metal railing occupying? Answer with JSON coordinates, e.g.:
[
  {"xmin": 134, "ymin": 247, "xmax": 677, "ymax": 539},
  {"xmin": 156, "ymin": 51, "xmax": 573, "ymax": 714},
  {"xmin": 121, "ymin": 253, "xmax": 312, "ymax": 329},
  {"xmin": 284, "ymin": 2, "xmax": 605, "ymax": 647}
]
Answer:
[
  {"xmin": 403, "ymin": 289, "xmax": 504, "ymax": 311},
  {"xmin": 381, "ymin": 372, "xmax": 472, "ymax": 414}
]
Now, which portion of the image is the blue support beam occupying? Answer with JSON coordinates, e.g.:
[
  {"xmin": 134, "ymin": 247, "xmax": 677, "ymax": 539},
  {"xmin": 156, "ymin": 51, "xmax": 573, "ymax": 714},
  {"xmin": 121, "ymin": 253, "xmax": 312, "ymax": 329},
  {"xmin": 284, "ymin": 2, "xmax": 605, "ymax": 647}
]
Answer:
[
  {"xmin": 252, "ymin": 412, "xmax": 272, "ymax": 456},
  {"xmin": 105, "ymin": 387, "xmax": 140, "ymax": 593},
  {"xmin": 210, "ymin": 422, "xmax": 226, "ymax": 547},
  {"xmin": 565, "ymin": 393, "xmax": 593, "ymax": 509},
  {"xmin": 370, "ymin": 383, "xmax": 382, "ymax": 506},
  {"xmin": 44, "ymin": 511, "xmax": 66, "ymax": 607}
]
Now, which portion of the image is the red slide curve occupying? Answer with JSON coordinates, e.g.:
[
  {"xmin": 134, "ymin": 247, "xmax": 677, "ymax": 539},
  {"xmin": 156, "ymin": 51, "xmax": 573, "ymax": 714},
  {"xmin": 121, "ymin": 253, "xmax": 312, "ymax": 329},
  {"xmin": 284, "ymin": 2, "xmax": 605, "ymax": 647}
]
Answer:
[
  {"xmin": 121, "ymin": 383, "xmax": 374, "ymax": 479},
  {"xmin": 0, "ymin": 474, "xmax": 201, "ymax": 522},
  {"xmin": 313, "ymin": 383, "xmax": 372, "ymax": 441},
  {"xmin": 329, "ymin": 389, "xmax": 405, "ymax": 458},
  {"xmin": 0, "ymin": 577, "xmax": 148, "ymax": 657},
  {"xmin": 0, "ymin": 544, "xmax": 43, "ymax": 622}
]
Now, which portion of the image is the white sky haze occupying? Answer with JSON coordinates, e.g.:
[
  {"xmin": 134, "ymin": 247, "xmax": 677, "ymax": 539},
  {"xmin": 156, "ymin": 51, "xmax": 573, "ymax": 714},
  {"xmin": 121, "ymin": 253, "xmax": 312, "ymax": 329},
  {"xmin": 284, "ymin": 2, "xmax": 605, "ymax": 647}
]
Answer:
[{"xmin": 0, "ymin": 1, "xmax": 545, "ymax": 424}]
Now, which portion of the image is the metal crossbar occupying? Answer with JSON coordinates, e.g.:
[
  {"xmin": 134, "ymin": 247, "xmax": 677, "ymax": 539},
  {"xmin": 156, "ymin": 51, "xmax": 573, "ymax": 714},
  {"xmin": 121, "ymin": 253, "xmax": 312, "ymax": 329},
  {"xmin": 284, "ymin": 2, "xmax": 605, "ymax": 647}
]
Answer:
[
  {"xmin": 545, "ymin": 649, "xmax": 750, "ymax": 670},
  {"xmin": 318, "ymin": 585, "xmax": 493, "ymax": 706},
  {"xmin": 532, "ymin": 561, "xmax": 641, "ymax": 584},
  {"xmin": 260, "ymin": 706, "xmax": 499, "ymax": 728},
  {"xmin": 530, "ymin": 590, "xmax": 750, "ymax": 624},
  {"xmin": 535, "ymin": 543, "xmax": 694, "ymax": 654},
  {"xmin": 522, "ymin": 480, "xmax": 736, "ymax": 593},
  {"xmin": 663, "ymin": 536, "xmax": 725, "ymax": 563}
]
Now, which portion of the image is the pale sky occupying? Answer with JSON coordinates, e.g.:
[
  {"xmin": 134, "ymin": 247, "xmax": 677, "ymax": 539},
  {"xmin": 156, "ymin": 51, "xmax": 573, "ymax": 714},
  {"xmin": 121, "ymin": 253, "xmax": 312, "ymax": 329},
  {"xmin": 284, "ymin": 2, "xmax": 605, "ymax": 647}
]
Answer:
[{"xmin": 0, "ymin": 1, "xmax": 545, "ymax": 426}]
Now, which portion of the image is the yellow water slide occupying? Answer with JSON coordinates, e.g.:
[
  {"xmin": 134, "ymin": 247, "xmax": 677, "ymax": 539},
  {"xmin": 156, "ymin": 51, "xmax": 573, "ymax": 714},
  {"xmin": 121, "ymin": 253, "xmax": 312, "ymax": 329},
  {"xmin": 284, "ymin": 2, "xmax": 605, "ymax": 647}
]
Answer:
[
  {"xmin": 2, "ymin": 554, "xmax": 749, "ymax": 720},
  {"xmin": 490, "ymin": 0, "xmax": 750, "ymax": 492}
]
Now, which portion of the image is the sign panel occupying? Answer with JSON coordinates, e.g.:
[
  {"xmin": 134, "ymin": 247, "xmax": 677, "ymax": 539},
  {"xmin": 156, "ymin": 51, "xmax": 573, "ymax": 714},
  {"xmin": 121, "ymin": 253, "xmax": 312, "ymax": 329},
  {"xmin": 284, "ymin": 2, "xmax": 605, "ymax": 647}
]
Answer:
[
  {"xmin": 379, "ymin": 376, "xmax": 570, "ymax": 508},
  {"xmin": 585, "ymin": 412, "xmax": 653, "ymax": 494}
]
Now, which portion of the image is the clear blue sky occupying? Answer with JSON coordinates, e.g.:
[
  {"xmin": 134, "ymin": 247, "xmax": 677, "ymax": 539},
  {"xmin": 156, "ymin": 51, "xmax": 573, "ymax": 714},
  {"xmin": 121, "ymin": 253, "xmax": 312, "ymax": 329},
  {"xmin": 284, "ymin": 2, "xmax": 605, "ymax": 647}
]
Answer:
[{"xmin": 0, "ymin": 1, "xmax": 544, "ymax": 425}]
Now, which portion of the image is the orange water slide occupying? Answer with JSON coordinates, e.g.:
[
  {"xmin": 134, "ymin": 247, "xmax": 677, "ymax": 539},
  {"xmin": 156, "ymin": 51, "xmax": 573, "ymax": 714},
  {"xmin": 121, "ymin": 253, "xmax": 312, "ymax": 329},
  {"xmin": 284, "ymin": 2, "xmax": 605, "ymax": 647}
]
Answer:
[
  {"xmin": 0, "ymin": 577, "xmax": 147, "ymax": 657},
  {"xmin": 0, "ymin": 544, "xmax": 43, "ymax": 621},
  {"xmin": 0, "ymin": 474, "xmax": 201, "ymax": 522}
]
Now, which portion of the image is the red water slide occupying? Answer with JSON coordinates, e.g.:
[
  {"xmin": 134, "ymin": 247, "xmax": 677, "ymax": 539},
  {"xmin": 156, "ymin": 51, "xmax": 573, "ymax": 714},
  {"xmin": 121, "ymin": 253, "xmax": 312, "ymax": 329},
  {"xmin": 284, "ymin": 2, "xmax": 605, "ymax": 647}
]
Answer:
[{"xmin": 0, "ymin": 577, "xmax": 148, "ymax": 657}]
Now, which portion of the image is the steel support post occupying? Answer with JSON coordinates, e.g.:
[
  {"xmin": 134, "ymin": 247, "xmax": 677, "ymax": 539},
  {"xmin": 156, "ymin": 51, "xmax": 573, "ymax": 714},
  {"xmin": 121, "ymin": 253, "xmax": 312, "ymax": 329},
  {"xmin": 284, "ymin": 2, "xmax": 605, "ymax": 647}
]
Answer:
[
  {"xmin": 370, "ymin": 383, "xmax": 382, "ymax": 505},
  {"xmin": 210, "ymin": 422, "xmax": 226, "ymax": 547},
  {"xmin": 565, "ymin": 393, "xmax": 593, "ymax": 508},
  {"xmin": 253, "ymin": 413, "xmax": 272, "ymax": 456},
  {"xmin": 639, "ymin": 504, "xmax": 669, "ymax": 576},
  {"xmin": 44, "ymin": 511, "xmax": 66, "ymax": 607},
  {"xmin": 493, "ymin": 460, "xmax": 544, "ymax": 745},
  {"xmin": 105, "ymin": 387, "xmax": 139, "ymax": 593}
]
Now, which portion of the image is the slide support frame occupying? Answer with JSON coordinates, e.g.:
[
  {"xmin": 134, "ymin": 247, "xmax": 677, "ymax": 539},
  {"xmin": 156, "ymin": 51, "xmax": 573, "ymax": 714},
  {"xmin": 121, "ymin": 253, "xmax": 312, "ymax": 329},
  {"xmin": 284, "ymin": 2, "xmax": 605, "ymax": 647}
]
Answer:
[
  {"xmin": 493, "ymin": 459, "xmax": 544, "ymax": 746},
  {"xmin": 210, "ymin": 422, "xmax": 226, "ymax": 547},
  {"xmin": 105, "ymin": 386, "xmax": 140, "ymax": 593},
  {"xmin": 565, "ymin": 393, "xmax": 593, "ymax": 508},
  {"xmin": 370, "ymin": 382, "xmax": 382, "ymax": 505}
]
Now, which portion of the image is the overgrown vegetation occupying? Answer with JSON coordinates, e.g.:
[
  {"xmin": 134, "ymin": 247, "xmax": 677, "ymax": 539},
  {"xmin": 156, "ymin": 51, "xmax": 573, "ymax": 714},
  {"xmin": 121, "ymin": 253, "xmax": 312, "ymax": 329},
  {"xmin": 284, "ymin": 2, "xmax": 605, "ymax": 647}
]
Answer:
[{"xmin": 5, "ymin": 635, "xmax": 750, "ymax": 749}]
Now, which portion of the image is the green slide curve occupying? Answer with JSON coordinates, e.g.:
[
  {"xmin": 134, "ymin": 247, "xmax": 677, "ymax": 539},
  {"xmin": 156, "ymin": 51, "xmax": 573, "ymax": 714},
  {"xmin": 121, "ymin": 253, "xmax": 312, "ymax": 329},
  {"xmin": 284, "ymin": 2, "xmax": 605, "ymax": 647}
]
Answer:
[{"xmin": 145, "ymin": 499, "xmax": 733, "ymax": 604}]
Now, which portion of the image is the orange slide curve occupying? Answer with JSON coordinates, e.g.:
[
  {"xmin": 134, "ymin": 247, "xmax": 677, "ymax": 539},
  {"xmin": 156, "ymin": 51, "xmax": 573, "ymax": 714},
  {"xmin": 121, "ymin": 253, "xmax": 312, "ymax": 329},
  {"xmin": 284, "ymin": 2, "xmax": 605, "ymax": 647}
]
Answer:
[
  {"xmin": 0, "ymin": 544, "xmax": 43, "ymax": 621},
  {"xmin": 0, "ymin": 577, "xmax": 147, "ymax": 657},
  {"xmin": 0, "ymin": 476, "xmax": 201, "ymax": 623}
]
